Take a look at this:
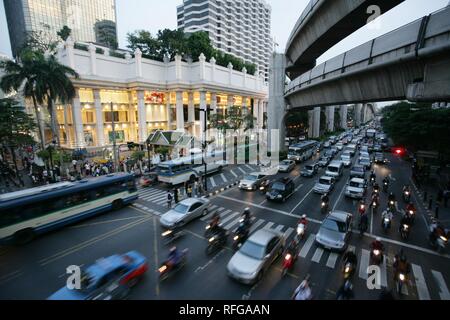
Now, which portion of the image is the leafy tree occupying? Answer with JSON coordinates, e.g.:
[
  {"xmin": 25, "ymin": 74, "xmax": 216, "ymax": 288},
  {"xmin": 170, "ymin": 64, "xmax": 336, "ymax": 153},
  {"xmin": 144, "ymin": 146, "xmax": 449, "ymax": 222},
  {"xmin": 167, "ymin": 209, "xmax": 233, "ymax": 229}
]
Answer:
[
  {"xmin": 127, "ymin": 30, "xmax": 160, "ymax": 60},
  {"xmin": 157, "ymin": 29, "xmax": 187, "ymax": 60},
  {"xmin": 185, "ymin": 32, "xmax": 213, "ymax": 61},
  {"xmin": 19, "ymin": 24, "xmax": 59, "ymax": 56},
  {"xmin": 57, "ymin": 26, "xmax": 72, "ymax": 41},
  {"xmin": 0, "ymin": 98, "xmax": 36, "ymax": 177},
  {"xmin": 131, "ymin": 150, "xmax": 145, "ymax": 161}
]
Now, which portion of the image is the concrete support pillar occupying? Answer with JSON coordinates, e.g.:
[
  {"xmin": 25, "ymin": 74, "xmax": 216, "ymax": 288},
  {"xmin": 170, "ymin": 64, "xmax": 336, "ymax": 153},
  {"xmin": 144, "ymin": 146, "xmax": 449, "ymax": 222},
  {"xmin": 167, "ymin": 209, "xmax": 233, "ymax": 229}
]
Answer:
[
  {"xmin": 308, "ymin": 110, "xmax": 314, "ymax": 138},
  {"xmin": 72, "ymin": 89, "xmax": 85, "ymax": 148},
  {"xmin": 313, "ymin": 107, "xmax": 321, "ymax": 138},
  {"xmin": 176, "ymin": 91, "xmax": 184, "ymax": 131},
  {"xmin": 62, "ymin": 105, "xmax": 71, "ymax": 147},
  {"xmin": 340, "ymin": 105, "xmax": 348, "ymax": 129},
  {"xmin": 268, "ymin": 53, "xmax": 286, "ymax": 150},
  {"xmin": 355, "ymin": 103, "xmax": 362, "ymax": 127},
  {"xmin": 253, "ymin": 99, "xmax": 259, "ymax": 127},
  {"xmin": 94, "ymin": 89, "xmax": 105, "ymax": 146},
  {"xmin": 137, "ymin": 90, "xmax": 146, "ymax": 143},
  {"xmin": 88, "ymin": 43, "xmax": 97, "ymax": 76},
  {"xmin": 326, "ymin": 106, "xmax": 335, "ymax": 132},
  {"xmin": 165, "ymin": 92, "xmax": 172, "ymax": 130},
  {"xmin": 259, "ymin": 100, "xmax": 264, "ymax": 129}
]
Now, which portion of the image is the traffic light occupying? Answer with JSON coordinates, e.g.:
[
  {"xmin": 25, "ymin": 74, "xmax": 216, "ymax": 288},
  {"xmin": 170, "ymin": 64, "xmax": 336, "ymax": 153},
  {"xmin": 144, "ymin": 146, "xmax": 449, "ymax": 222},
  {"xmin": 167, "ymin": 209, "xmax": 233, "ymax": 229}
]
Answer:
[{"xmin": 393, "ymin": 147, "xmax": 405, "ymax": 156}]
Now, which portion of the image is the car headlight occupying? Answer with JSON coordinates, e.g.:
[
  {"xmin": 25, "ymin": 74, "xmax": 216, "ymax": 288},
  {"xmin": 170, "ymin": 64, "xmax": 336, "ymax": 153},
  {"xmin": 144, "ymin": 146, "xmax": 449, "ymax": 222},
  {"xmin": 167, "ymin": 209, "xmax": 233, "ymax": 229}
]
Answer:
[
  {"xmin": 233, "ymin": 235, "xmax": 239, "ymax": 241},
  {"xmin": 399, "ymin": 274, "xmax": 405, "ymax": 281},
  {"xmin": 209, "ymin": 237, "xmax": 215, "ymax": 242},
  {"xmin": 277, "ymin": 194, "xmax": 282, "ymax": 198},
  {"xmin": 440, "ymin": 236, "xmax": 448, "ymax": 242}
]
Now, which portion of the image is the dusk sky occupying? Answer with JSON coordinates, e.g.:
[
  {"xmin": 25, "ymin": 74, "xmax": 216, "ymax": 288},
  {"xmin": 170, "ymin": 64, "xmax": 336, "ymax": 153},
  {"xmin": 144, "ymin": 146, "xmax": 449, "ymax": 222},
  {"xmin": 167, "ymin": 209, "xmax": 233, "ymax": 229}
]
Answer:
[{"xmin": 1, "ymin": 0, "xmax": 448, "ymax": 63}]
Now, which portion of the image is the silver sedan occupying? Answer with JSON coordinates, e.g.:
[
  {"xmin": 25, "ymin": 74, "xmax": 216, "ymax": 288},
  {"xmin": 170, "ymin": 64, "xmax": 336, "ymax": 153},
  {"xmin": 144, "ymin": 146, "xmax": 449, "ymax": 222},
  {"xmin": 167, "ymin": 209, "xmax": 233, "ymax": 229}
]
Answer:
[
  {"xmin": 160, "ymin": 198, "xmax": 210, "ymax": 229},
  {"xmin": 227, "ymin": 228, "xmax": 285, "ymax": 284}
]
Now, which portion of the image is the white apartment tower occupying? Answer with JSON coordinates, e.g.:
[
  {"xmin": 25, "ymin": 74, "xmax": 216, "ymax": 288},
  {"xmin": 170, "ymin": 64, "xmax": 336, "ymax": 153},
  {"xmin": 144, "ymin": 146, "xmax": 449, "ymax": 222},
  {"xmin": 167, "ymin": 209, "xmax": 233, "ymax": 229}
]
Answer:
[{"xmin": 177, "ymin": 0, "xmax": 272, "ymax": 81}]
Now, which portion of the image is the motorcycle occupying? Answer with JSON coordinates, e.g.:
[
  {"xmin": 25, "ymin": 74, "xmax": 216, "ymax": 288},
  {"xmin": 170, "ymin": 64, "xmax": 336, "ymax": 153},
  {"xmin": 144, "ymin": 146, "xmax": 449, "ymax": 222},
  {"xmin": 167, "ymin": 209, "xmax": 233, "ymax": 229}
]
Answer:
[
  {"xmin": 407, "ymin": 209, "xmax": 416, "ymax": 225},
  {"xmin": 281, "ymin": 251, "xmax": 297, "ymax": 277},
  {"xmin": 161, "ymin": 229, "xmax": 185, "ymax": 245},
  {"xmin": 382, "ymin": 215, "xmax": 392, "ymax": 232},
  {"xmin": 388, "ymin": 200, "xmax": 396, "ymax": 212},
  {"xmin": 403, "ymin": 190, "xmax": 411, "ymax": 203},
  {"xmin": 158, "ymin": 249, "xmax": 188, "ymax": 281},
  {"xmin": 370, "ymin": 248, "xmax": 383, "ymax": 265},
  {"xmin": 358, "ymin": 203, "xmax": 366, "ymax": 215},
  {"xmin": 382, "ymin": 181, "xmax": 389, "ymax": 193},
  {"xmin": 259, "ymin": 181, "xmax": 270, "ymax": 195},
  {"xmin": 232, "ymin": 222, "xmax": 250, "ymax": 250},
  {"xmin": 430, "ymin": 233, "xmax": 448, "ymax": 253},
  {"xmin": 396, "ymin": 272, "xmax": 407, "ymax": 295},
  {"xmin": 206, "ymin": 230, "xmax": 228, "ymax": 255},
  {"xmin": 297, "ymin": 222, "xmax": 306, "ymax": 239},
  {"xmin": 343, "ymin": 261, "xmax": 355, "ymax": 279},
  {"xmin": 359, "ymin": 215, "xmax": 368, "ymax": 236},
  {"xmin": 371, "ymin": 200, "xmax": 379, "ymax": 214},
  {"xmin": 204, "ymin": 221, "xmax": 220, "ymax": 237},
  {"xmin": 370, "ymin": 176, "xmax": 376, "ymax": 186},
  {"xmin": 400, "ymin": 223, "xmax": 410, "ymax": 240},
  {"xmin": 321, "ymin": 201, "xmax": 329, "ymax": 214}
]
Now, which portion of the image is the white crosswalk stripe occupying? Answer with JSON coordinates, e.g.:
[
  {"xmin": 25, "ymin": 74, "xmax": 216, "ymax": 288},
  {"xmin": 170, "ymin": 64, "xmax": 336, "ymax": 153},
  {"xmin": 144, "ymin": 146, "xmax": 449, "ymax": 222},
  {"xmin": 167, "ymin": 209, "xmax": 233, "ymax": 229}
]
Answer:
[
  {"xmin": 209, "ymin": 177, "xmax": 216, "ymax": 188},
  {"xmin": 283, "ymin": 227, "xmax": 295, "ymax": 240},
  {"xmin": 237, "ymin": 167, "xmax": 246, "ymax": 175},
  {"xmin": 221, "ymin": 212, "xmax": 240, "ymax": 226},
  {"xmin": 220, "ymin": 173, "xmax": 228, "ymax": 183},
  {"xmin": 139, "ymin": 189, "xmax": 160, "ymax": 197},
  {"xmin": 244, "ymin": 164, "xmax": 253, "ymax": 171},
  {"xmin": 263, "ymin": 222, "xmax": 274, "ymax": 230},
  {"xmin": 299, "ymin": 235, "xmax": 315, "ymax": 258},
  {"xmin": 311, "ymin": 248, "xmax": 324, "ymax": 263},
  {"xmin": 274, "ymin": 225, "xmax": 284, "ymax": 232},
  {"xmin": 141, "ymin": 191, "xmax": 165, "ymax": 200},
  {"xmin": 224, "ymin": 216, "xmax": 243, "ymax": 230},
  {"xmin": 250, "ymin": 219, "xmax": 265, "ymax": 233},
  {"xmin": 230, "ymin": 170, "xmax": 238, "ymax": 178},
  {"xmin": 326, "ymin": 252, "xmax": 339, "ymax": 269},
  {"xmin": 412, "ymin": 264, "xmax": 430, "ymax": 300},
  {"xmin": 359, "ymin": 249, "xmax": 370, "ymax": 280},
  {"xmin": 201, "ymin": 206, "xmax": 226, "ymax": 221},
  {"xmin": 380, "ymin": 257, "xmax": 388, "ymax": 288},
  {"xmin": 432, "ymin": 270, "xmax": 450, "ymax": 300},
  {"xmin": 144, "ymin": 193, "xmax": 166, "ymax": 202}
]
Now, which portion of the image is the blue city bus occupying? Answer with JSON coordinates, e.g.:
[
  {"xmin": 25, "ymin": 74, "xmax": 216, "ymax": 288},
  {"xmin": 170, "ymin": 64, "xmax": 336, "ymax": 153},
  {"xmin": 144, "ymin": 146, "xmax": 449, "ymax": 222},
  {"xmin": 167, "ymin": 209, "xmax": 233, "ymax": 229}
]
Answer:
[{"xmin": 0, "ymin": 173, "xmax": 138, "ymax": 244}]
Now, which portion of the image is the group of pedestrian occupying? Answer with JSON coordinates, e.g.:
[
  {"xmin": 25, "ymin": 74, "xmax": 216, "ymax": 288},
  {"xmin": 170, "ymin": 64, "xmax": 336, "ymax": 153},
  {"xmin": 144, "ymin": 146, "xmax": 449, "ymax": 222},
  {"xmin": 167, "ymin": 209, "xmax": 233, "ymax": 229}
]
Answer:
[{"xmin": 166, "ymin": 178, "xmax": 206, "ymax": 208}]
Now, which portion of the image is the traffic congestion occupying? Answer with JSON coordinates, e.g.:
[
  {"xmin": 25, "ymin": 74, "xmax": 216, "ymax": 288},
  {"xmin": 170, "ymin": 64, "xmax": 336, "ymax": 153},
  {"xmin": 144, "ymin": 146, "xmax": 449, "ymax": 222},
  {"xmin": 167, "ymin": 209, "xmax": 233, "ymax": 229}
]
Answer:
[{"xmin": 0, "ymin": 120, "xmax": 449, "ymax": 301}]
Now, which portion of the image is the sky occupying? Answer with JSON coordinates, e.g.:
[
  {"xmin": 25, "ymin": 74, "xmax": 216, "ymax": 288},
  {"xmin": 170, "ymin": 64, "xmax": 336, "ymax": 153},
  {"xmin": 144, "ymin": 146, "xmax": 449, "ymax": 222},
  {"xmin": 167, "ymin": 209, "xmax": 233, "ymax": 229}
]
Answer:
[{"xmin": 1, "ymin": 0, "xmax": 449, "ymax": 63}]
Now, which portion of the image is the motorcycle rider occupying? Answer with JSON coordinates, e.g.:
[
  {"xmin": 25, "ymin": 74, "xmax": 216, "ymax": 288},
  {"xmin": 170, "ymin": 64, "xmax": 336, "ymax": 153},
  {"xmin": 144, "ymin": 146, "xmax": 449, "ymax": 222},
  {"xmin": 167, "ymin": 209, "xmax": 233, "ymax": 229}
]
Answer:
[
  {"xmin": 321, "ymin": 193, "xmax": 330, "ymax": 206},
  {"xmin": 358, "ymin": 200, "xmax": 366, "ymax": 215},
  {"xmin": 400, "ymin": 212, "xmax": 412, "ymax": 230},
  {"xmin": 241, "ymin": 207, "xmax": 252, "ymax": 228},
  {"xmin": 370, "ymin": 237, "xmax": 385, "ymax": 262},
  {"xmin": 292, "ymin": 275, "xmax": 312, "ymax": 300},
  {"xmin": 343, "ymin": 247, "xmax": 358, "ymax": 267},
  {"xmin": 166, "ymin": 246, "xmax": 182, "ymax": 269},
  {"xmin": 369, "ymin": 170, "xmax": 376, "ymax": 184},
  {"xmin": 286, "ymin": 235, "xmax": 301, "ymax": 258},
  {"xmin": 299, "ymin": 214, "xmax": 308, "ymax": 227},
  {"xmin": 429, "ymin": 220, "xmax": 448, "ymax": 245},
  {"xmin": 381, "ymin": 208, "xmax": 394, "ymax": 225},
  {"xmin": 393, "ymin": 250, "xmax": 411, "ymax": 282},
  {"xmin": 373, "ymin": 182, "xmax": 380, "ymax": 194},
  {"xmin": 336, "ymin": 280, "xmax": 354, "ymax": 300},
  {"xmin": 382, "ymin": 176, "xmax": 389, "ymax": 191}
]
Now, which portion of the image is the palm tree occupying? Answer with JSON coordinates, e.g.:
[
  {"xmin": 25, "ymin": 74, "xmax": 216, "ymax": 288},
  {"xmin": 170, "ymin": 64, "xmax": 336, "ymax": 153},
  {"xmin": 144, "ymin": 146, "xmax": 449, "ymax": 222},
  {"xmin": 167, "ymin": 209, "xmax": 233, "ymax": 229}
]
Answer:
[{"xmin": 0, "ymin": 50, "xmax": 78, "ymax": 150}]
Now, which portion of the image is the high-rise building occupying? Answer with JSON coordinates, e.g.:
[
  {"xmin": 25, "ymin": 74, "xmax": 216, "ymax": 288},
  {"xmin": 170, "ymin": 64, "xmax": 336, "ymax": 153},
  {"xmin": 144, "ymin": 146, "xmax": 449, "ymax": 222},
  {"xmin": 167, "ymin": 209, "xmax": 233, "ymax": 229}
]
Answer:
[
  {"xmin": 177, "ymin": 0, "xmax": 272, "ymax": 81},
  {"xmin": 3, "ymin": 0, "xmax": 117, "ymax": 57}
]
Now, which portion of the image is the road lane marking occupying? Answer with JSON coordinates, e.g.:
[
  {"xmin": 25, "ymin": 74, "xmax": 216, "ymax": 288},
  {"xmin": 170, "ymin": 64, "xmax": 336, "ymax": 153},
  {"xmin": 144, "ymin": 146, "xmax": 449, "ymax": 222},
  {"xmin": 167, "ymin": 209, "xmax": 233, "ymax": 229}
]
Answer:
[
  {"xmin": 68, "ymin": 216, "xmax": 144, "ymax": 228},
  {"xmin": 432, "ymin": 270, "xmax": 450, "ymax": 300},
  {"xmin": 209, "ymin": 177, "xmax": 216, "ymax": 188},
  {"xmin": 283, "ymin": 227, "xmax": 295, "ymax": 240},
  {"xmin": 326, "ymin": 252, "xmax": 339, "ymax": 269},
  {"xmin": 299, "ymin": 235, "xmax": 315, "ymax": 258},
  {"xmin": 275, "ymin": 225, "xmax": 284, "ymax": 232},
  {"xmin": 144, "ymin": 194, "xmax": 166, "ymax": 202},
  {"xmin": 249, "ymin": 219, "xmax": 265, "ymax": 233},
  {"xmin": 230, "ymin": 170, "xmax": 238, "ymax": 178},
  {"xmin": 237, "ymin": 167, "xmax": 246, "ymax": 175},
  {"xmin": 221, "ymin": 212, "xmax": 240, "ymax": 225},
  {"xmin": 263, "ymin": 222, "xmax": 274, "ymax": 229},
  {"xmin": 412, "ymin": 264, "xmax": 430, "ymax": 300},
  {"xmin": 0, "ymin": 270, "xmax": 23, "ymax": 286},
  {"xmin": 140, "ymin": 189, "xmax": 163, "ymax": 198},
  {"xmin": 217, "ymin": 194, "xmax": 322, "ymax": 224},
  {"xmin": 219, "ymin": 209, "xmax": 232, "ymax": 219},
  {"xmin": 153, "ymin": 216, "xmax": 160, "ymax": 297},
  {"xmin": 359, "ymin": 249, "xmax": 370, "ymax": 280},
  {"xmin": 38, "ymin": 215, "xmax": 151, "ymax": 266},
  {"xmin": 332, "ymin": 183, "xmax": 347, "ymax": 211},
  {"xmin": 289, "ymin": 188, "xmax": 314, "ymax": 214},
  {"xmin": 201, "ymin": 206, "xmax": 225, "ymax": 221},
  {"xmin": 311, "ymin": 247, "xmax": 324, "ymax": 263},
  {"xmin": 220, "ymin": 173, "xmax": 227, "ymax": 183},
  {"xmin": 224, "ymin": 216, "xmax": 243, "ymax": 230},
  {"xmin": 380, "ymin": 257, "xmax": 388, "ymax": 288},
  {"xmin": 244, "ymin": 165, "xmax": 253, "ymax": 171}
]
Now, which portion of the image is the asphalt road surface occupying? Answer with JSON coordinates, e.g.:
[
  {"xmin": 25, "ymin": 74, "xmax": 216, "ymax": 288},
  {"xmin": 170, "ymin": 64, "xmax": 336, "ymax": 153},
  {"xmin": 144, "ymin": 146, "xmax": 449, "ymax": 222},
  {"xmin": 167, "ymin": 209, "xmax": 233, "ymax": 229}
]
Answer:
[{"xmin": 0, "ymin": 147, "xmax": 449, "ymax": 300}]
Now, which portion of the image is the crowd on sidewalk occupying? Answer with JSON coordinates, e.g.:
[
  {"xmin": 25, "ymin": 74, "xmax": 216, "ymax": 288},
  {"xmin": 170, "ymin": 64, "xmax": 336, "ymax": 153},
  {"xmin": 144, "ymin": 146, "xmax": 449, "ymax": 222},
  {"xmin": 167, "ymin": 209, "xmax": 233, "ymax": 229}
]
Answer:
[{"xmin": 166, "ymin": 178, "xmax": 206, "ymax": 209}]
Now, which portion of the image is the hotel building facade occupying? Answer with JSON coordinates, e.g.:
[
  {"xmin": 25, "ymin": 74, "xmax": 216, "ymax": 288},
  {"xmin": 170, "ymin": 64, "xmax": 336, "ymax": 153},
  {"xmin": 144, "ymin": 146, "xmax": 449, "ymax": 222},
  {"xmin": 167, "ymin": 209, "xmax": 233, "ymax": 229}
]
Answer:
[{"xmin": 49, "ymin": 39, "xmax": 268, "ymax": 153}]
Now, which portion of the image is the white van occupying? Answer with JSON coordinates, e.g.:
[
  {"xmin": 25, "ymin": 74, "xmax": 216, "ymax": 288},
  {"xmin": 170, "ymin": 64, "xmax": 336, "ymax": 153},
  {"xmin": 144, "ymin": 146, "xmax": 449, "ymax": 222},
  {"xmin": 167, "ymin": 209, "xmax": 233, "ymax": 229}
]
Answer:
[{"xmin": 326, "ymin": 161, "xmax": 344, "ymax": 180}]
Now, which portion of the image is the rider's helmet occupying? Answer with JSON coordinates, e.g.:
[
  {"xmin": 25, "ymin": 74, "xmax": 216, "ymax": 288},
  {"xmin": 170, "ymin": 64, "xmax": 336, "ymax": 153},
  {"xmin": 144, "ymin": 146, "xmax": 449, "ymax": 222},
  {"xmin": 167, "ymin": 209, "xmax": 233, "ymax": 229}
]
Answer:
[
  {"xmin": 348, "ymin": 246, "xmax": 356, "ymax": 254},
  {"xmin": 302, "ymin": 214, "xmax": 307, "ymax": 219},
  {"xmin": 376, "ymin": 237, "xmax": 381, "ymax": 242},
  {"xmin": 243, "ymin": 207, "xmax": 251, "ymax": 215}
]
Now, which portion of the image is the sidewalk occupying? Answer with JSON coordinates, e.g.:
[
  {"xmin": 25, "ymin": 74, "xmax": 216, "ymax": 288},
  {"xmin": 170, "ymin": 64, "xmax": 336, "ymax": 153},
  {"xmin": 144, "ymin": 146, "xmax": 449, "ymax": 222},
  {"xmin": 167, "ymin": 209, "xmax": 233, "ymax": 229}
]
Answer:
[{"xmin": 411, "ymin": 167, "xmax": 450, "ymax": 227}]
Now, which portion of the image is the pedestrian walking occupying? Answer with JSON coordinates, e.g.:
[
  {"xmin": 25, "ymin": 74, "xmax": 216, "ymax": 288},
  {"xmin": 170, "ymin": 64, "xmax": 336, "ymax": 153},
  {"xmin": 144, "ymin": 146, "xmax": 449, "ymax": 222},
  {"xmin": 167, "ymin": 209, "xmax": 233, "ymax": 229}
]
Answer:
[
  {"xmin": 72, "ymin": 159, "xmax": 77, "ymax": 172},
  {"xmin": 167, "ymin": 191, "xmax": 173, "ymax": 209},
  {"xmin": 174, "ymin": 188, "xmax": 179, "ymax": 203},
  {"xmin": 187, "ymin": 185, "xmax": 193, "ymax": 198},
  {"xmin": 194, "ymin": 181, "xmax": 198, "ymax": 197}
]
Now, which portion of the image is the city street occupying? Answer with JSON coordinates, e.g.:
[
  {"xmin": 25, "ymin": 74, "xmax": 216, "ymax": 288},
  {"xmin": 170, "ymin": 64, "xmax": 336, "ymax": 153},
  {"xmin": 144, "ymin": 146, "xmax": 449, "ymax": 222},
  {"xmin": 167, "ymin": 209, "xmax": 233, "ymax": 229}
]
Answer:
[{"xmin": 1, "ymin": 146, "xmax": 449, "ymax": 300}]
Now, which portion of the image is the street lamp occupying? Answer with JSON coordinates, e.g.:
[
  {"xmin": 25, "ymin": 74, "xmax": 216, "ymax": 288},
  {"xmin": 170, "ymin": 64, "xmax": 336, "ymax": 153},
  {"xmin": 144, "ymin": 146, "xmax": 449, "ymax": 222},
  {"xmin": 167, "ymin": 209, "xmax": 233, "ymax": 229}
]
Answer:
[{"xmin": 199, "ymin": 107, "xmax": 208, "ymax": 192}]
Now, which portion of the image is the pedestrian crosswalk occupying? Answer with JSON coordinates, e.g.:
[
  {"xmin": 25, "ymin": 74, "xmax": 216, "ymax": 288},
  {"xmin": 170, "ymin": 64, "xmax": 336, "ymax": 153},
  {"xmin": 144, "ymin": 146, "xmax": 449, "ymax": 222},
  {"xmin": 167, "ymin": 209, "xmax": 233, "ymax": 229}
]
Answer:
[{"xmin": 199, "ymin": 204, "xmax": 450, "ymax": 300}]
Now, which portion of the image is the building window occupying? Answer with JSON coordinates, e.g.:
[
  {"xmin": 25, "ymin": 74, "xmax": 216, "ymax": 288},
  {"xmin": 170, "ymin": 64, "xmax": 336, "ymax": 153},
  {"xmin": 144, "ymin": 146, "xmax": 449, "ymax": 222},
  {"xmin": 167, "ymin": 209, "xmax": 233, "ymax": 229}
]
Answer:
[{"xmin": 104, "ymin": 111, "xmax": 119, "ymax": 122}]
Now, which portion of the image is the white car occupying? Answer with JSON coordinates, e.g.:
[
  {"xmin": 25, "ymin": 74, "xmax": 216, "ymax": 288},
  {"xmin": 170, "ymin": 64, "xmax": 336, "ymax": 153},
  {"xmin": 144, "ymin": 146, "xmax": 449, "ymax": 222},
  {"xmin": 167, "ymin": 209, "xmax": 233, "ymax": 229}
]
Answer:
[
  {"xmin": 313, "ymin": 176, "xmax": 335, "ymax": 194},
  {"xmin": 278, "ymin": 160, "xmax": 296, "ymax": 173},
  {"xmin": 345, "ymin": 177, "xmax": 367, "ymax": 199},
  {"xmin": 315, "ymin": 211, "xmax": 353, "ymax": 251},
  {"xmin": 160, "ymin": 198, "xmax": 210, "ymax": 228},
  {"xmin": 340, "ymin": 153, "xmax": 352, "ymax": 167},
  {"xmin": 335, "ymin": 142, "xmax": 344, "ymax": 151},
  {"xmin": 239, "ymin": 172, "xmax": 267, "ymax": 191}
]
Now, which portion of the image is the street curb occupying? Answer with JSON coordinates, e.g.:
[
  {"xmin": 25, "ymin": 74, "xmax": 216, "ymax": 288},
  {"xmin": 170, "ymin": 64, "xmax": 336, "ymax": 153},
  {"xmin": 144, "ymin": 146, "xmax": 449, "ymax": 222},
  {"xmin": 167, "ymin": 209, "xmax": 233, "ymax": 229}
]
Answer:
[
  {"xmin": 205, "ymin": 180, "xmax": 240, "ymax": 198},
  {"xmin": 410, "ymin": 178, "xmax": 437, "ymax": 224}
]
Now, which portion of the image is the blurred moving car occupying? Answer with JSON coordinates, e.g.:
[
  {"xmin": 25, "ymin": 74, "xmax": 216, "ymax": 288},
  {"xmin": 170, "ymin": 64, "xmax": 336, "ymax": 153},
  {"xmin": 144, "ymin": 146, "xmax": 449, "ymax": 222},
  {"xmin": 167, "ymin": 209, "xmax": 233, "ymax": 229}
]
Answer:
[
  {"xmin": 301, "ymin": 163, "xmax": 319, "ymax": 177},
  {"xmin": 160, "ymin": 198, "xmax": 210, "ymax": 228},
  {"xmin": 266, "ymin": 177, "xmax": 295, "ymax": 202},
  {"xmin": 315, "ymin": 211, "xmax": 353, "ymax": 251},
  {"xmin": 227, "ymin": 228, "xmax": 285, "ymax": 284},
  {"xmin": 345, "ymin": 177, "xmax": 367, "ymax": 199},
  {"xmin": 278, "ymin": 160, "xmax": 296, "ymax": 173},
  {"xmin": 239, "ymin": 172, "xmax": 267, "ymax": 191},
  {"xmin": 140, "ymin": 172, "xmax": 158, "ymax": 187},
  {"xmin": 48, "ymin": 251, "xmax": 148, "ymax": 300},
  {"xmin": 313, "ymin": 176, "xmax": 335, "ymax": 194}
]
